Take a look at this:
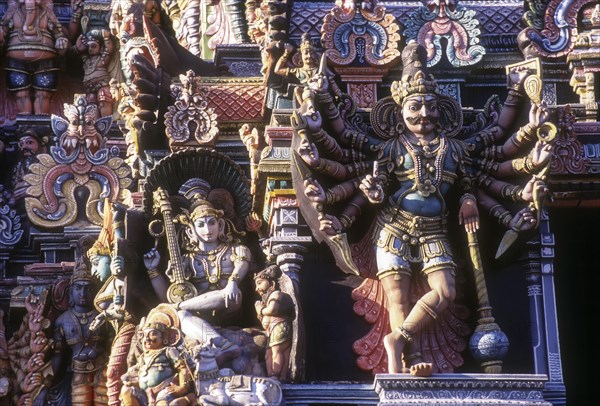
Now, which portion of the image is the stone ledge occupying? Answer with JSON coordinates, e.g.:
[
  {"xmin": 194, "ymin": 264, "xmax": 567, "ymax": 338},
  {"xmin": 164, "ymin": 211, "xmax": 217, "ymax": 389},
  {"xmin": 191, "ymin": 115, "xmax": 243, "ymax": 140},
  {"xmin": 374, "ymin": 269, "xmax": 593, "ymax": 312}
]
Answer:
[
  {"xmin": 374, "ymin": 374, "xmax": 551, "ymax": 406},
  {"xmin": 282, "ymin": 382, "xmax": 378, "ymax": 405}
]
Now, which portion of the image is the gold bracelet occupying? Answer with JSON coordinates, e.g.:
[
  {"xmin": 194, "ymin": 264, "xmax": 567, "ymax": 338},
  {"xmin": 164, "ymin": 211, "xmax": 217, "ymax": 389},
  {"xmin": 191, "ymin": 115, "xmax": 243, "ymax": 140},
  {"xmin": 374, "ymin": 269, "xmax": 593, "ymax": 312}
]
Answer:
[
  {"xmin": 459, "ymin": 193, "xmax": 476, "ymax": 205},
  {"xmin": 147, "ymin": 268, "xmax": 160, "ymax": 279},
  {"xmin": 229, "ymin": 274, "xmax": 240, "ymax": 283}
]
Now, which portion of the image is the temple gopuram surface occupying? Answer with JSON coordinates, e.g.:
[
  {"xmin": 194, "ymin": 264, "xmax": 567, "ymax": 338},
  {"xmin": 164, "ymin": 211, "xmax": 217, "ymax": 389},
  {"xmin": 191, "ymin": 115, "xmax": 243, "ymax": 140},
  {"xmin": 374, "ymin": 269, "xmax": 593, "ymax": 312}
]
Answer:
[{"xmin": 0, "ymin": 0, "xmax": 597, "ymax": 405}]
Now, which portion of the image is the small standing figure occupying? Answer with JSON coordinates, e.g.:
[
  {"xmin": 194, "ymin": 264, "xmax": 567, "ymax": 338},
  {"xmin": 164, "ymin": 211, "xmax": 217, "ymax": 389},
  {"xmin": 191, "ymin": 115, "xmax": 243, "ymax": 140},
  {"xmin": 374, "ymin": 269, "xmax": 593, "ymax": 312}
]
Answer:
[
  {"xmin": 0, "ymin": 0, "xmax": 69, "ymax": 115},
  {"xmin": 74, "ymin": 29, "xmax": 118, "ymax": 117},
  {"xmin": 120, "ymin": 304, "xmax": 195, "ymax": 406},
  {"xmin": 38, "ymin": 260, "xmax": 110, "ymax": 405},
  {"xmin": 274, "ymin": 33, "xmax": 321, "ymax": 107},
  {"xmin": 275, "ymin": 33, "xmax": 319, "ymax": 87},
  {"xmin": 239, "ymin": 124, "xmax": 261, "ymax": 196},
  {"xmin": 253, "ymin": 265, "xmax": 295, "ymax": 381}
]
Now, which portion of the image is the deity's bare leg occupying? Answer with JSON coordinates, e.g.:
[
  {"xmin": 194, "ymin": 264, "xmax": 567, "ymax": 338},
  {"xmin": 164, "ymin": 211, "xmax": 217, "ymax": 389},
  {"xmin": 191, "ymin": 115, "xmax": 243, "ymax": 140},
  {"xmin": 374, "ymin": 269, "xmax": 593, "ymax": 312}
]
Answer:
[
  {"xmin": 34, "ymin": 89, "xmax": 53, "ymax": 115},
  {"xmin": 178, "ymin": 289, "xmax": 241, "ymax": 313},
  {"xmin": 381, "ymin": 274, "xmax": 412, "ymax": 374},
  {"xmin": 402, "ymin": 268, "xmax": 456, "ymax": 376},
  {"xmin": 269, "ymin": 341, "xmax": 292, "ymax": 380},
  {"xmin": 14, "ymin": 90, "xmax": 32, "ymax": 115}
]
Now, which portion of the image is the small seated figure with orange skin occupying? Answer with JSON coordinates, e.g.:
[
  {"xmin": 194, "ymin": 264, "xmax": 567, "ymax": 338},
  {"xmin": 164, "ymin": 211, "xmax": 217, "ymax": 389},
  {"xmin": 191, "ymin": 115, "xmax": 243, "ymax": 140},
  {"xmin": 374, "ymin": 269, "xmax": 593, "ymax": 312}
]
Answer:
[
  {"xmin": 120, "ymin": 304, "xmax": 194, "ymax": 406},
  {"xmin": 254, "ymin": 265, "xmax": 295, "ymax": 381}
]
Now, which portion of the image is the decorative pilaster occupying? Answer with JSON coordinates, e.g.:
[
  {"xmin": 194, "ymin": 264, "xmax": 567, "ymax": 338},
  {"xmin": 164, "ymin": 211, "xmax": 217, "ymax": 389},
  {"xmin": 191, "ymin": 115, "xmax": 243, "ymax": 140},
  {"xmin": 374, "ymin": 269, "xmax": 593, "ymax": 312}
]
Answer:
[
  {"xmin": 517, "ymin": 210, "xmax": 565, "ymax": 404},
  {"xmin": 258, "ymin": 121, "xmax": 312, "ymax": 382}
]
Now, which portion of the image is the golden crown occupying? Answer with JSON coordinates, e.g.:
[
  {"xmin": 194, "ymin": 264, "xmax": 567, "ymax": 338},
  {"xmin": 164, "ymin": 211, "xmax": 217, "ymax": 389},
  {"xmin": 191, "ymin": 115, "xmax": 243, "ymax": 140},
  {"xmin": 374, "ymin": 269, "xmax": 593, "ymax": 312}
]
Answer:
[
  {"xmin": 390, "ymin": 70, "xmax": 438, "ymax": 106},
  {"xmin": 71, "ymin": 260, "xmax": 95, "ymax": 284},
  {"xmin": 391, "ymin": 41, "xmax": 439, "ymax": 105},
  {"xmin": 300, "ymin": 33, "xmax": 316, "ymax": 52},
  {"xmin": 190, "ymin": 199, "xmax": 224, "ymax": 221}
]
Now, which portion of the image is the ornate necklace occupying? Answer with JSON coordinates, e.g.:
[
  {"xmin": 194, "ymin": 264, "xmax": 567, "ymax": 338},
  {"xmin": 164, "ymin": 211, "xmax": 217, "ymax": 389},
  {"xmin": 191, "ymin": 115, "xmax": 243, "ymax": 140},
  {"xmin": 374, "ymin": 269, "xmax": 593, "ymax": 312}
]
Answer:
[
  {"xmin": 72, "ymin": 309, "xmax": 96, "ymax": 325},
  {"xmin": 400, "ymin": 135, "xmax": 447, "ymax": 197},
  {"xmin": 140, "ymin": 347, "xmax": 167, "ymax": 377},
  {"xmin": 196, "ymin": 243, "xmax": 229, "ymax": 285}
]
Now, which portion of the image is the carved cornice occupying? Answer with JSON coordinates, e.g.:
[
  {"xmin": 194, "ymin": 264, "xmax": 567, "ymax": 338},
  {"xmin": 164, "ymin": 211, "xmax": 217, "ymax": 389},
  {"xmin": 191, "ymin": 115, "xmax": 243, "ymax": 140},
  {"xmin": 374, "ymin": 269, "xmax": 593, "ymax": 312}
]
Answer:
[
  {"xmin": 550, "ymin": 113, "xmax": 591, "ymax": 175},
  {"xmin": 291, "ymin": 2, "xmax": 523, "ymax": 52}
]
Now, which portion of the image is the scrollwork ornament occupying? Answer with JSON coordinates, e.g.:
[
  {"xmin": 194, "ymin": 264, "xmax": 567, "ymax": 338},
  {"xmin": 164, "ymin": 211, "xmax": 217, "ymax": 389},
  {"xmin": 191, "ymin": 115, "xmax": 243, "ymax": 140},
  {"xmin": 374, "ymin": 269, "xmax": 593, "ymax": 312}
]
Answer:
[
  {"xmin": 23, "ymin": 96, "xmax": 132, "ymax": 228},
  {"xmin": 165, "ymin": 71, "xmax": 219, "ymax": 147},
  {"xmin": 322, "ymin": 3, "xmax": 401, "ymax": 67}
]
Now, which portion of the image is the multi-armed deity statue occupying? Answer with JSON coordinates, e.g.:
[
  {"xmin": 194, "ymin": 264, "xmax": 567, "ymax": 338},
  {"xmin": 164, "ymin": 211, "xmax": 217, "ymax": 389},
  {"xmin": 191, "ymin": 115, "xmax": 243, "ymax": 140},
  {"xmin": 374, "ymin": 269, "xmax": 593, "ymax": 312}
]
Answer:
[{"xmin": 290, "ymin": 39, "xmax": 554, "ymax": 375}]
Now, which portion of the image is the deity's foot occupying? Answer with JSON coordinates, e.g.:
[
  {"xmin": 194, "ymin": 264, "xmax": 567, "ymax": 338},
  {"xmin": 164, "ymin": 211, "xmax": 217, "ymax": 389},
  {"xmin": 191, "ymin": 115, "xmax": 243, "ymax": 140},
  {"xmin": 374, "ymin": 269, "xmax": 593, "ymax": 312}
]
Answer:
[
  {"xmin": 383, "ymin": 330, "xmax": 406, "ymax": 374},
  {"xmin": 409, "ymin": 362, "xmax": 433, "ymax": 377}
]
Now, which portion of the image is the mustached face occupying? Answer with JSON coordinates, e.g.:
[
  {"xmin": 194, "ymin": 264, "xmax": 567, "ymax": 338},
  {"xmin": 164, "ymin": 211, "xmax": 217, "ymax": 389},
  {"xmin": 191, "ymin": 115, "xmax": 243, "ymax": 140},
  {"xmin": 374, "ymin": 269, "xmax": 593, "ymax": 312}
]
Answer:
[
  {"xmin": 143, "ymin": 328, "xmax": 164, "ymax": 350},
  {"xmin": 254, "ymin": 278, "xmax": 270, "ymax": 295},
  {"xmin": 18, "ymin": 135, "xmax": 40, "ymax": 156},
  {"xmin": 402, "ymin": 94, "xmax": 440, "ymax": 138}
]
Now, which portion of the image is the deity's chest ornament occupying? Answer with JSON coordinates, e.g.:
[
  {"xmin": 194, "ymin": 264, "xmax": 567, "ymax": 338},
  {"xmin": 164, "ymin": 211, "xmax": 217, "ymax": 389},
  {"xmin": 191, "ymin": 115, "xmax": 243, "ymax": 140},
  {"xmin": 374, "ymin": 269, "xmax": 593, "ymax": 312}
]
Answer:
[
  {"xmin": 399, "ymin": 135, "xmax": 448, "ymax": 197},
  {"xmin": 194, "ymin": 244, "xmax": 229, "ymax": 286},
  {"xmin": 71, "ymin": 309, "xmax": 95, "ymax": 326}
]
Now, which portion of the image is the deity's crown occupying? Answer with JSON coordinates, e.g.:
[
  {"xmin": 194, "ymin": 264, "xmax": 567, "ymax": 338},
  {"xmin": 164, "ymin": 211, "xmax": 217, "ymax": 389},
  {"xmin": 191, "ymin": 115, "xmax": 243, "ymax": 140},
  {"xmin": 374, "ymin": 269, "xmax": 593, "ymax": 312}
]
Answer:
[
  {"xmin": 299, "ymin": 32, "xmax": 316, "ymax": 52},
  {"xmin": 390, "ymin": 41, "xmax": 438, "ymax": 106},
  {"xmin": 190, "ymin": 199, "xmax": 224, "ymax": 221},
  {"xmin": 143, "ymin": 321, "xmax": 167, "ymax": 332},
  {"xmin": 71, "ymin": 259, "xmax": 94, "ymax": 284},
  {"xmin": 64, "ymin": 94, "xmax": 98, "ymax": 124},
  {"xmin": 87, "ymin": 240, "xmax": 110, "ymax": 257}
]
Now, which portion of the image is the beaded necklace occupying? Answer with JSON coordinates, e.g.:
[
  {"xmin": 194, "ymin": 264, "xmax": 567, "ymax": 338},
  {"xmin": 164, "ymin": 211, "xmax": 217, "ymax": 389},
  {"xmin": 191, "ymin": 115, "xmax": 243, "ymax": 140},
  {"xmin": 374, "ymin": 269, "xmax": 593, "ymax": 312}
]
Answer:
[
  {"xmin": 195, "ymin": 243, "xmax": 229, "ymax": 285},
  {"xmin": 399, "ymin": 134, "xmax": 447, "ymax": 197}
]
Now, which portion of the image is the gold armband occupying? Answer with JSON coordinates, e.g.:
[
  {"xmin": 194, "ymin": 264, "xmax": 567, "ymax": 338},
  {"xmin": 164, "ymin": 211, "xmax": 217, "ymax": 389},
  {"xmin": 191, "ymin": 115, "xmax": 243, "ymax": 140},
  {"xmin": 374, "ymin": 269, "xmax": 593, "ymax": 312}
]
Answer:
[
  {"xmin": 316, "ymin": 92, "xmax": 333, "ymax": 104},
  {"xmin": 511, "ymin": 156, "xmax": 536, "ymax": 175},
  {"xmin": 459, "ymin": 193, "xmax": 476, "ymax": 205},
  {"xmin": 147, "ymin": 268, "xmax": 160, "ymax": 279},
  {"xmin": 504, "ymin": 88, "xmax": 525, "ymax": 106},
  {"xmin": 232, "ymin": 244, "xmax": 251, "ymax": 263},
  {"xmin": 500, "ymin": 184, "xmax": 523, "ymax": 202},
  {"xmin": 512, "ymin": 124, "xmax": 536, "ymax": 147}
]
